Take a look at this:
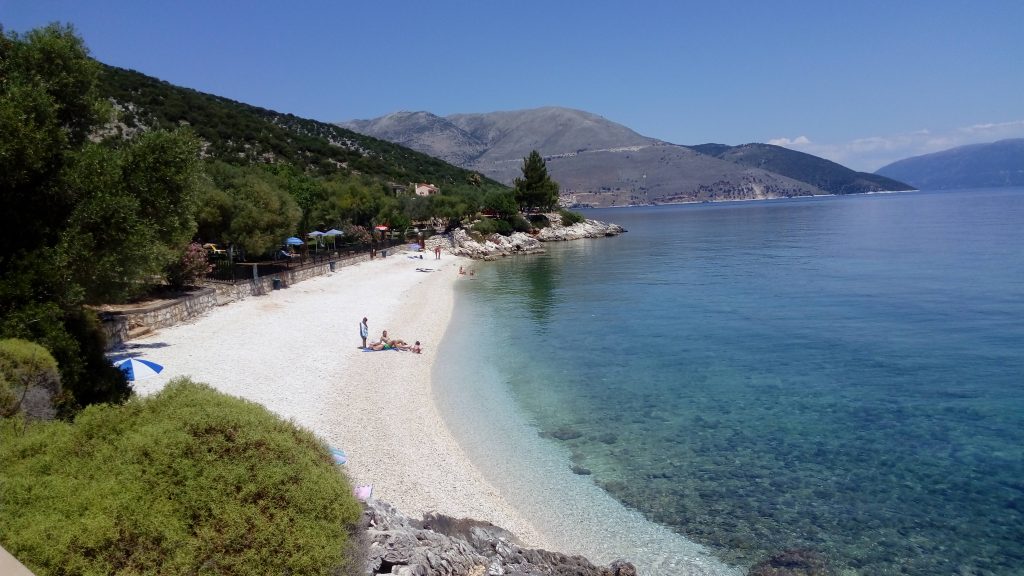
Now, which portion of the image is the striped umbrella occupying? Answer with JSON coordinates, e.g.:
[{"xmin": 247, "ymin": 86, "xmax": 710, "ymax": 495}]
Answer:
[{"xmin": 115, "ymin": 358, "xmax": 164, "ymax": 381}]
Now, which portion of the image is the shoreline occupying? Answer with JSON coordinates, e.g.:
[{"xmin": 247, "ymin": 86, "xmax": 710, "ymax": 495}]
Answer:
[
  {"xmin": 125, "ymin": 252, "xmax": 549, "ymax": 548},
  {"xmin": 122, "ymin": 246, "xmax": 738, "ymax": 575}
]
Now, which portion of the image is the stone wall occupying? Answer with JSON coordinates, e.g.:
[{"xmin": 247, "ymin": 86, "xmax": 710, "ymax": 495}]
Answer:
[{"xmin": 100, "ymin": 253, "xmax": 375, "ymax": 350}]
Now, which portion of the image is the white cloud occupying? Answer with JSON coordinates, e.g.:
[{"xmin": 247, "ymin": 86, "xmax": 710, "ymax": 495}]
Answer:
[
  {"xmin": 767, "ymin": 135, "xmax": 811, "ymax": 146},
  {"xmin": 768, "ymin": 121, "xmax": 1024, "ymax": 172}
]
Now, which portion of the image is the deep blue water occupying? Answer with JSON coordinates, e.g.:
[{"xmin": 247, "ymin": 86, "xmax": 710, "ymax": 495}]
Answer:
[{"xmin": 439, "ymin": 189, "xmax": 1024, "ymax": 575}]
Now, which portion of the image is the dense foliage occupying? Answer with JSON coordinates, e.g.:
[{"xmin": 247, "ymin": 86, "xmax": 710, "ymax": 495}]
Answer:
[
  {"xmin": 0, "ymin": 24, "xmax": 184, "ymax": 411},
  {"xmin": 0, "ymin": 378, "xmax": 365, "ymax": 575},
  {"xmin": 513, "ymin": 150, "xmax": 559, "ymax": 212}
]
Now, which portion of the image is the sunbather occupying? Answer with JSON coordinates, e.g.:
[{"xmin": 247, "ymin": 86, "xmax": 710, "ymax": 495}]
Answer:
[{"xmin": 370, "ymin": 330, "xmax": 408, "ymax": 351}]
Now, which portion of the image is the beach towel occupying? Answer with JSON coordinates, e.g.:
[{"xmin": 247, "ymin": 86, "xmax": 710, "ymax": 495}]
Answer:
[
  {"xmin": 329, "ymin": 446, "xmax": 347, "ymax": 465},
  {"xmin": 354, "ymin": 485, "xmax": 373, "ymax": 501},
  {"xmin": 362, "ymin": 347, "xmax": 401, "ymax": 352}
]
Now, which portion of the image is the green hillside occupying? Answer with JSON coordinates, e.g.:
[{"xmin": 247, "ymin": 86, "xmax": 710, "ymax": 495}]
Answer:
[
  {"xmin": 692, "ymin": 143, "xmax": 914, "ymax": 194},
  {"xmin": 98, "ymin": 65, "xmax": 498, "ymax": 188}
]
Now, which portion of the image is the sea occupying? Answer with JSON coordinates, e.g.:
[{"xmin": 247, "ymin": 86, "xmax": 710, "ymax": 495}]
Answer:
[{"xmin": 434, "ymin": 187, "xmax": 1024, "ymax": 576}]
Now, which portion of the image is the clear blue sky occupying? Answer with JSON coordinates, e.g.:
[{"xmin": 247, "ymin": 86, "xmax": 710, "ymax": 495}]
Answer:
[{"xmin": 4, "ymin": 0, "xmax": 1022, "ymax": 171}]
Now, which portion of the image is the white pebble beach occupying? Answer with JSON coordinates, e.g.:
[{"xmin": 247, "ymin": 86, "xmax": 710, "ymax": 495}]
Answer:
[{"xmin": 127, "ymin": 252, "xmax": 549, "ymax": 547}]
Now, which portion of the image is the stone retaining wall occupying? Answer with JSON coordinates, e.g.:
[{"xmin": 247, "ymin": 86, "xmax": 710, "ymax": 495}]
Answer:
[{"xmin": 100, "ymin": 252, "xmax": 375, "ymax": 350}]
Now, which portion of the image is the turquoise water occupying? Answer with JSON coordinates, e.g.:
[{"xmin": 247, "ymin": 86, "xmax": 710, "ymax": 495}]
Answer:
[{"xmin": 436, "ymin": 188, "xmax": 1024, "ymax": 575}]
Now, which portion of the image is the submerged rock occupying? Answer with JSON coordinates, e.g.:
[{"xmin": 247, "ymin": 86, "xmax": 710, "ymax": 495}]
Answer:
[
  {"xmin": 747, "ymin": 548, "xmax": 834, "ymax": 576},
  {"xmin": 363, "ymin": 499, "xmax": 637, "ymax": 576}
]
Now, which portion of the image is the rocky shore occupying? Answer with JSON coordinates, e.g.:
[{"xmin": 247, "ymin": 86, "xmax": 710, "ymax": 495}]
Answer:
[
  {"xmin": 426, "ymin": 216, "xmax": 626, "ymax": 260},
  {"xmin": 363, "ymin": 499, "xmax": 637, "ymax": 576}
]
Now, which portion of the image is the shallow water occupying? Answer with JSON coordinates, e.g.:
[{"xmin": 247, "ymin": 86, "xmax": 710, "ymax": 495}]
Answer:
[{"xmin": 436, "ymin": 188, "xmax": 1024, "ymax": 575}]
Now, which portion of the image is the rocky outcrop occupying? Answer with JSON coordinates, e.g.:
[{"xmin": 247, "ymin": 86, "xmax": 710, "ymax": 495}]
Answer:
[
  {"xmin": 363, "ymin": 499, "xmax": 636, "ymax": 576},
  {"xmin": 535, "ymin": 219, "xmax": 625, "ymax": 241},
  {"xmin": 424, "ymin": 216, "xmax": 625, "ymax": 261},
  {"xmin": 425, "ymin": 229, "xmax": 544, "ymax": 260}
]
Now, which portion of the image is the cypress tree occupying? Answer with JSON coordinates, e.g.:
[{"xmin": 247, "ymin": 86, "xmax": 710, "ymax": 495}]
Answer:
[{"xmin": 513, "ymin": 150, "xmax": 559, "ymax": 212}]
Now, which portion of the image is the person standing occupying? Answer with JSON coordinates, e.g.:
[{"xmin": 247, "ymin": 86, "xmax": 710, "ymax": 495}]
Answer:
[
  {"xmin": 434, "ymin": 245, "xmax": 441, "ymax": 260},
  {"xmin": 359, "ymin": 317, "xmax": 369, "ymax": 349}
]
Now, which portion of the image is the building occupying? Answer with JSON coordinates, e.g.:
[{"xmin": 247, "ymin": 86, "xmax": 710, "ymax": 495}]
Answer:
[{"xmin": 414, "ymin": 183, "xmax": 440, "ymax": 197}]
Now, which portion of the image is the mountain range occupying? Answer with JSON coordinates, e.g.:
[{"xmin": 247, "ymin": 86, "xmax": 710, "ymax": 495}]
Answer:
[
  {"xmin": 341, "ymin": 108, "xmax": 913, "ymax": 206},
  {"xmin": 875, "ymin": 138, "xmax": 1024, "ymax": 190}
]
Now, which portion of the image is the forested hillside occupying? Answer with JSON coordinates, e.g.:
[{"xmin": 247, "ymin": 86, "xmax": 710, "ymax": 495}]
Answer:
[{"xmin": 99, "ymin": 65, "xmax": 496, "ymax": 188}]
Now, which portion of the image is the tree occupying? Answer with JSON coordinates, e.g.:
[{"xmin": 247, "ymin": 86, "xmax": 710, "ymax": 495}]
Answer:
[
  {"xmin": 227, "ymin": 173, "xmax": 301, "ymax": 257},
  {"xmin": 482, "ymin": 190, "xmax": 518, "ymax": 219},
  {"xmin": 0, "ymin": 24, "xmax": 198, "ymax": 413},
  {"xmin": 0, "ymin": 23, "xmax": 106, "ymax": 262},
  {"xmin": 513, "ymin": 150, "xmax": 559, "ymax": 212}
]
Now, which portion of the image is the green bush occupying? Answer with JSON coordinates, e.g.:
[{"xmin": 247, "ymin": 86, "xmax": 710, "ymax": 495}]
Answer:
[
  {"xmin": 472, "ymin": 218, "xmax": 512, "ymax": 236},
  {"xmin": 0, "ymin": 338, "xmax": 61, "ymax": 420},
  {"xmin": 0, "ymin": 378, "xmax": 364, "ymax": 575},
  {"xmin": 511, "ymin": 214, "xmax": 533, "ymax": 233},
  {"xmin": 558, "ymin": 208, "xmax": 585, "ymax": 226}
]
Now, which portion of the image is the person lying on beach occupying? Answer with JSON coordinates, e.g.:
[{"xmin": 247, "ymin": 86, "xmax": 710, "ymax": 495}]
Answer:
[
  {"xmin": 370, "ymin": 330, "xmax": 409, "ymax": 351},
  {"xmin": 390, "ymin": 339, "xmax": 419, "ymax": 352}
]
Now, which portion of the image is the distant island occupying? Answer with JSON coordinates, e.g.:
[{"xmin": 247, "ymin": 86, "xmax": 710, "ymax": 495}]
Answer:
[{"xmin": 875, "ymin": 138, "xmax": 1024, "ymax": 190}]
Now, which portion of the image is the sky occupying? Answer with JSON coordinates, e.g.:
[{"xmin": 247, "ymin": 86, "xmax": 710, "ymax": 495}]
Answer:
[{"xmin": 4, "ymin": 0, "xmax": 1023, "ymax": 171}]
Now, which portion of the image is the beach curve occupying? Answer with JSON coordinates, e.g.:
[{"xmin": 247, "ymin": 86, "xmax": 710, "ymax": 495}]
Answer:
[{"xmin": 126, "ymin": 253, "xmax": 549, "ymax": 548}]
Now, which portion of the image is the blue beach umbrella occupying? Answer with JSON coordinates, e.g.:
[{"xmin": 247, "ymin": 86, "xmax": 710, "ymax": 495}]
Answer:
[
  {"xmin": 285, "ymin": 237, "xmax": 304, "ymax": 246},
  {"xmin": 115, "ymin": 358, "xmax": 164, "ymax": 381}
]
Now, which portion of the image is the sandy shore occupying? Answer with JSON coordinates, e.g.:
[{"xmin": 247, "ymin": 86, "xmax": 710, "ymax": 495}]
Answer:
[{"xmin": 126, "ymin": 252, "xmax": 549, "ymax": 547}]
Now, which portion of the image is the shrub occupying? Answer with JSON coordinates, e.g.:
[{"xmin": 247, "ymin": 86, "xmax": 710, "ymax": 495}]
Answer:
[
  {"xmin": 472, "ymin": 218, "xmax": 511, "ymax": 236},
  {"xmin": 558, "ymin": 208, "xmax": 585, "ymax": 226},
  {"xmin": 0, "ymin": 338, "xmax": 61, "ymax": 420},
  {"xmin": 511, "ymin": 214, "xmax": 533, "ymax": 233},
  {"xmin": 165, "ymin": 242, "xmax": 213, "ymax": 289},
  {"xmin": 0, "ymin": 378, "xmax": 364, "ymax": 575},
  {"xmin": 528, "ymin": 214, "xmax": 551, "ymax": 229},
  {"xmin": 341, "ymin": 223, "xmax": 371, "ymax": 245}
]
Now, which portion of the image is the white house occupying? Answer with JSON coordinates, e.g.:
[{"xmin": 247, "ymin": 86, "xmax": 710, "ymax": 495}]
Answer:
[{"xmin": 414, "ymin": 183, "xmax": 440, "ymax": 197}]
